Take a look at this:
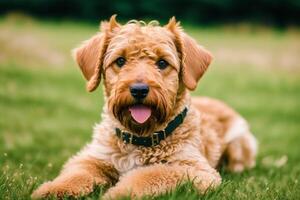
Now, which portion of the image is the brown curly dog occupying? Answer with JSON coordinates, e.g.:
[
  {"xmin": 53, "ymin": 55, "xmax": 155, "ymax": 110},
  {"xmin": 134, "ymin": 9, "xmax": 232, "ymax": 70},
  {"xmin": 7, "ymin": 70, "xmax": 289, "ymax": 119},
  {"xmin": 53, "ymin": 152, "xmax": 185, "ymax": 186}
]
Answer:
[{"xmin": 32, "ymin": 16, "xmax": 257, "ymax": 199}]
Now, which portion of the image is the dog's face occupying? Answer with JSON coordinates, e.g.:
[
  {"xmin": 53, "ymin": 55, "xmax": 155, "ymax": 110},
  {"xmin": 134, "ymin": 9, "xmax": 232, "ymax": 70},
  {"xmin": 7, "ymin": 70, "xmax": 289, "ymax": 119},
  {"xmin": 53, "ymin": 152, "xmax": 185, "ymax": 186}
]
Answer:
[
  {"xmin": 104, "ymin": 21, "xmax": 182, "ymax": 134},
  {"xmin": 73, "ymin": 16, "xmax": 212, "ymax": 135}
]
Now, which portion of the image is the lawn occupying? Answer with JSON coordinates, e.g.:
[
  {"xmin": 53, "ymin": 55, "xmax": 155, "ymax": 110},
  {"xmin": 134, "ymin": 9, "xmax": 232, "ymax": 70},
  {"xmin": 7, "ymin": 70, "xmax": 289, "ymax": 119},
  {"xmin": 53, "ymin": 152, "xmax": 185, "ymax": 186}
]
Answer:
[{"xmin": 1, "ymin": 14, "xmax": 300, "ymax": 199}]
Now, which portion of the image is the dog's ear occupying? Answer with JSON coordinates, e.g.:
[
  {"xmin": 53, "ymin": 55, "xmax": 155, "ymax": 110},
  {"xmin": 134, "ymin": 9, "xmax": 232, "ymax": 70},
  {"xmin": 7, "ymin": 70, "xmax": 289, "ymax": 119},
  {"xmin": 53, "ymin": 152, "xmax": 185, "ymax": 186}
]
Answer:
[
  {"xmin": 72, "ymin": 15, "xmax": 120, "ymax": 92},
  {"xmin": 73, "ymin": 33, "xmax": 104, "ymax": 82},
  {"xmin": 180, "ymin": 33, "xmax": 212, "ymax": 90},
  {"xmin": 166, "ymin": 17, "xmax": 212, "ymax": 90}
]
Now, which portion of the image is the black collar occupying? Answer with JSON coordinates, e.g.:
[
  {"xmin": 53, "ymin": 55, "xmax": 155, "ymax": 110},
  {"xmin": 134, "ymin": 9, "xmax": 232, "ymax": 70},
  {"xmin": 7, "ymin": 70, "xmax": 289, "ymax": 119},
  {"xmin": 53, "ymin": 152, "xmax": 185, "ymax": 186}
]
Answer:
[{"xmin": 115, "ymin": 107, "xmax": 188, "ymax": 147}]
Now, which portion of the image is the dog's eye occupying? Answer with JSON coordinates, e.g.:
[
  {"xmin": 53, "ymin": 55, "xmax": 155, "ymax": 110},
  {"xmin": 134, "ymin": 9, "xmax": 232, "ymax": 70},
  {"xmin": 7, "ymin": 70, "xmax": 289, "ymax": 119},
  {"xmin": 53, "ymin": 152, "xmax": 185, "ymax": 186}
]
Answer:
[
  {"xmin": 115, "ymin": 57, "xmax": 126, "ymax": 67},
  {"xmin": 156, "ymin": 59, "xmax": 169, "ymax": 70}
]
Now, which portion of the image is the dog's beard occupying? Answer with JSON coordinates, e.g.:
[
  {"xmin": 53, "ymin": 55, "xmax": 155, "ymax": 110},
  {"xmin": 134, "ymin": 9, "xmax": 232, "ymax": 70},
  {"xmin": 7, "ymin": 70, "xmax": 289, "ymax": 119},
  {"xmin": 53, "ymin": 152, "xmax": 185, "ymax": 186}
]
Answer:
[{"xmin": 108, "ymin": 89, "xmax": 172, "ymax": 136}]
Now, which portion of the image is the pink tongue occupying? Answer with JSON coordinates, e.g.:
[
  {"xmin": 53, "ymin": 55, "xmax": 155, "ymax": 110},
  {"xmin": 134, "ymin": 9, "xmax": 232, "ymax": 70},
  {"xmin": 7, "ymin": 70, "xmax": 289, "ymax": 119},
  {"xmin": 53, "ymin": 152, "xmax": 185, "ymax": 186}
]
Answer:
[{"xmin": 129, "ymin": 105, "xmax": 152, "ymax": 124}]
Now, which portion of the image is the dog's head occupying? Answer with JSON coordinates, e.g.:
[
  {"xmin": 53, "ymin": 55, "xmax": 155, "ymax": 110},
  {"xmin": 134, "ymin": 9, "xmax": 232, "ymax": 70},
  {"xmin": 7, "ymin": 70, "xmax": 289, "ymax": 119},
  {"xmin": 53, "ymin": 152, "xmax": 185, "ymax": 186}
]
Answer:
[{"xmin": 73, "ymin": 16, "xmax": 212, "ymax": 135}]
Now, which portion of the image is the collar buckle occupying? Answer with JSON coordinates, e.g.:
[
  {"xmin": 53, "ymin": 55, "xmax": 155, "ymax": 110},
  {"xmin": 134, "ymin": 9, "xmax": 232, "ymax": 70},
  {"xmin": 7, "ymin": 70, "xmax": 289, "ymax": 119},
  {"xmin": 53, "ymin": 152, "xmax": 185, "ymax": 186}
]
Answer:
[
  {"xmin": 151, "ymin": 132, "xmax": 160, "ymax": 146},
  {"xmin": 120, "ymin": 130, "xmax": 133, "ymax": 144}
]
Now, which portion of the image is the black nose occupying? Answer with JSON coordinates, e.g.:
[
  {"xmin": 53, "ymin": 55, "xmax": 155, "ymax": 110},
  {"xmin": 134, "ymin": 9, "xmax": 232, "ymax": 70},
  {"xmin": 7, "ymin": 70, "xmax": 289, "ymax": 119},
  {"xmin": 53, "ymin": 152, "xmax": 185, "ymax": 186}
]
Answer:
[{"xmin": 130, "ymin": 83, "xmax": 149, "ymax": 100}]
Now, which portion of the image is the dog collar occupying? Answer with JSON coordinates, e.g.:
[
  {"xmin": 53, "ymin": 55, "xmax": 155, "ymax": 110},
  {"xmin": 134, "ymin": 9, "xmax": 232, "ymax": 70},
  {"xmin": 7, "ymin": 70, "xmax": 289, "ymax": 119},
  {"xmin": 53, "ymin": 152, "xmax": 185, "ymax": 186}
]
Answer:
[{"xmin": 115, "ymin": 107, "xmax": 188, "ymax": 147}]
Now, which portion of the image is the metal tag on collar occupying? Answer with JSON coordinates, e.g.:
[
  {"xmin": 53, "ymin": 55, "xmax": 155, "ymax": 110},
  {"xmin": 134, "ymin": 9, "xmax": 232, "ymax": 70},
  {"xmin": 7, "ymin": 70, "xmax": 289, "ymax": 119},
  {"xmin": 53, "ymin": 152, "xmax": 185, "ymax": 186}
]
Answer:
[
  {"xmin": 119, "ymin": 129, "xmax": 123, "ymax": 138},
  {"xmin": 120, "ymin": 130, "xmax": 126, "ymax": 143},
  {"xmin": 129, "ymin": 132, "xmax": 133, "ymax": 144}
]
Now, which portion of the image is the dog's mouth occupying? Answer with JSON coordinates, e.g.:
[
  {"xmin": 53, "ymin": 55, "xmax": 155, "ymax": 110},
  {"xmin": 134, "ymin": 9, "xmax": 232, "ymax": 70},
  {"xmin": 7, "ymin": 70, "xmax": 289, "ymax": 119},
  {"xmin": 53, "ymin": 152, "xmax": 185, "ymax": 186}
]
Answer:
[{"xmin": 129, "ymin": 104, "xmax": 152, "ymax": 124}]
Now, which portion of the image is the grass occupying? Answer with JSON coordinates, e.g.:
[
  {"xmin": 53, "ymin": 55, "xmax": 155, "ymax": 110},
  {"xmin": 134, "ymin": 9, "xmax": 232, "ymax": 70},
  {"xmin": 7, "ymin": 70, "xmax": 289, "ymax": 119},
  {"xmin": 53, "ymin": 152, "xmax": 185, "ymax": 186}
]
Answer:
[{"xmin": 1, "ymin": 14, "xmax": 300, "ymax": 199}]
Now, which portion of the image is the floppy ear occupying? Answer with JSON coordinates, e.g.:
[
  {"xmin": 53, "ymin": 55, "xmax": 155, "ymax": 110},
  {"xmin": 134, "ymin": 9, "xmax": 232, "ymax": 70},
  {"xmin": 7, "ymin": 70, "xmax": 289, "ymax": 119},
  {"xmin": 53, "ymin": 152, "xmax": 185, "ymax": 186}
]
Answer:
[
  {"xmin": 166, "ymin": 17, "xmax": 212, "ymax": 90},
  {"xmin": 181, "ymin": 33, "xmax": 212, "ymax": 90},
  {"xmin": 73, "ymin": 33, "xmax": 105, "ymax": 92},
  {"xmin": 72, "ymin": 15, "xmax": 120, "ymax": 92}
]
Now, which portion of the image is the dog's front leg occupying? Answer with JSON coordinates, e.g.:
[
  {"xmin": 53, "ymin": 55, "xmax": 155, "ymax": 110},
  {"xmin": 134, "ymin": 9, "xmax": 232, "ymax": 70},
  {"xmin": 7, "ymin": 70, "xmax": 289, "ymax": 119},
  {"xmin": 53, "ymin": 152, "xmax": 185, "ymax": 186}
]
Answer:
[
  {"xmin": 31, "ymin": 154, "xmax": 118, "ymax": 199},
  {"xmin": 103, "ymin": 161, "xmax": 221, "ymax": 199}
]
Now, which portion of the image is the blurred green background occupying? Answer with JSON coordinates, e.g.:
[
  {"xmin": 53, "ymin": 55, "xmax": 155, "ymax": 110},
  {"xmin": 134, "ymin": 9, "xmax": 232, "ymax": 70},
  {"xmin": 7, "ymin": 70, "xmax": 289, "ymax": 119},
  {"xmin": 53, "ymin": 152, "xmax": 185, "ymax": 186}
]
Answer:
[
  {"xmin": 0, "ymin": 1, "xmax": 300, "ymax": 200},
  {"xmin": 1, "ymin": 0, "xmax": 300, "ymax": 26}
]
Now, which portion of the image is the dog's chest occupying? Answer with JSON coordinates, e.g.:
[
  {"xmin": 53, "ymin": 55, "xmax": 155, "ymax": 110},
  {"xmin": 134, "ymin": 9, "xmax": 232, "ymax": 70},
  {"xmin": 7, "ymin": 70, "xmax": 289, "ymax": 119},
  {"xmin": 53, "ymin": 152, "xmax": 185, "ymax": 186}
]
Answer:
[
  {"xmin": 85, "ymin": 139, "xmax": 183, "ymax": 174},
  {"xmin": 109, "ymin": 142, "xmax": 182, "ymax": 174}
]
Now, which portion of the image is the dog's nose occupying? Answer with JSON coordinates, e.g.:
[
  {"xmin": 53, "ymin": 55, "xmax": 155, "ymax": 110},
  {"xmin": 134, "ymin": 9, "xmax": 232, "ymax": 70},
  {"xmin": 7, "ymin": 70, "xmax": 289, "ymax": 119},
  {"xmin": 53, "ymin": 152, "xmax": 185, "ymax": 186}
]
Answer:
[{"xmin": 130, "ymin": 83, "xmax": 149, "ymax": 100}]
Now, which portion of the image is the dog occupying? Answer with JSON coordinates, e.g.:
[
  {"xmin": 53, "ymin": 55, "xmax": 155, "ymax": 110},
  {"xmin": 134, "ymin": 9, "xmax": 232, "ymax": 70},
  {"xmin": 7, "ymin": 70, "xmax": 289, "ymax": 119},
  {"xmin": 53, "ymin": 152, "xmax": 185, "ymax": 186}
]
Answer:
[{"xmin": 32, "ymin": 15, "xmax": 257, "ymax": 199}]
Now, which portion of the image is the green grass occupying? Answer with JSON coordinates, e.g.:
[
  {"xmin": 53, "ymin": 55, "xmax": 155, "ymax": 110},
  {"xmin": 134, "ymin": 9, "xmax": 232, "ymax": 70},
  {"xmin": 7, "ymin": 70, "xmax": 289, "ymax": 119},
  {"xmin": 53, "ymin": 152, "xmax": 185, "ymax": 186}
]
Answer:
[{"xmin": 1, "ymin": 14, "xmax": 300, "ymax": 199}]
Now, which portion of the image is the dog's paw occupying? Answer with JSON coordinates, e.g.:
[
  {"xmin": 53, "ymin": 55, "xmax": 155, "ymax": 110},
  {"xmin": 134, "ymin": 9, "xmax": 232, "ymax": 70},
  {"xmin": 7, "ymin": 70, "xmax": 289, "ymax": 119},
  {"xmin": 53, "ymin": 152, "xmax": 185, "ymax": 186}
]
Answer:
[
  {"xmin": 31, "ymin": 181, "xmax": 54, "ymax": 199},
  {"xmin": 32, "ymin": 172, "xmax": 104, "ymax": 199},
  {"xmin": 31, "ymin": 180, "xmax": 92, "ymax": 199},
  {"xmin": 102, "ymin": 186, "xmax": 134, "ymax": 200}
]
